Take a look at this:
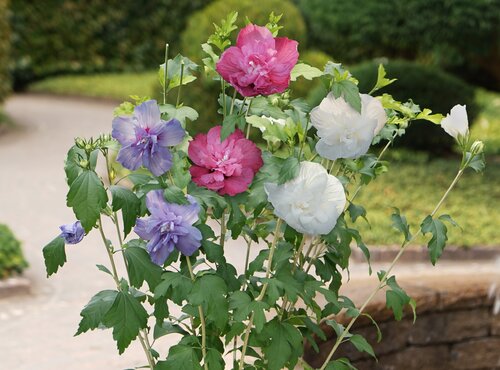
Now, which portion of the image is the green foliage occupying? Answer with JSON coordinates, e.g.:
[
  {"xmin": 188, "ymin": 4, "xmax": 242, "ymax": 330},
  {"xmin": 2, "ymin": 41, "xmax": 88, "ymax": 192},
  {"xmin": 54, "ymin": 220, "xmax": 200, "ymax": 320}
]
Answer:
[
  {"xmin": 181, "ymin": 0, "xmax": 307, "ymax": 62},
  {"xmin": 421, "ymin": 214, "xmax": 457, "ymax": 265},
  {"xmin": 75, "ymin": 290, "xmax": 118, "ymax": 335},
  {"xmin": 290, "ymin": 50, "xmax": 331, "ymax": 101},
  {"xmin": 351, "ymin": 60, "xmax": 479, "ymax": 153},
  {"xmin": 9, "ymin": 0, "xmax": 210, "ymax": 87},
  {"xmin": 110, "ymin": 185, "xmax": 141, "ymax": 238},
  {"xmin": 42, "ymin": 236, "xmax": 66, "ymax": 277},
  {"xmin": 0, "ymin": 0, "xmax": 11, "ymax": 102},
  {"xmin": 296, "ymin": 0, "xmax": 500, "ymax": 89},
  {"xmin": 0, "ymin": 224, "xmax": 28, "ymax": 279}
]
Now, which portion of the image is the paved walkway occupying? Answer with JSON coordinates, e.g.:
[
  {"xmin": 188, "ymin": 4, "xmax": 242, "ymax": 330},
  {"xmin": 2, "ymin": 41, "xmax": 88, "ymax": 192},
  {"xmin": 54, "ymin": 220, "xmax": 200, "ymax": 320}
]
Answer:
[{"xmin": 0, "ymin": 95, "xmax": 498, "ymax": 370}]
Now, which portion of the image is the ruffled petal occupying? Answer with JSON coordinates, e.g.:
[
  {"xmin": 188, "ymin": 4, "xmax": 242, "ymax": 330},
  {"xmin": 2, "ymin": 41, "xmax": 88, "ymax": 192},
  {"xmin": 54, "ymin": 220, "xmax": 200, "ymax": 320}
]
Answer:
[
  {"xmin": 134, "ymin": 100, "xmax": 161, "ymax": 129},
  {"xmin": 145, "ymin": 190, "xmax": 170, "ymax": 218},
  {"xmin": 220, "ymin": 168, "xmax": 253, "ymax": 196},
  {"xmin": 117, "ymin": 145, "xmax": 143, "ymax": 171},
  {"xmin": 236, "ymin": 24, "xmax": 274, "ymax": 49},
  {"xmin": 188, "ymin": 133, "xmax": 210, "ymax": 166},
  {"xmin": 216, "ymin": 47, "xmax": 246, "ymax": 83},
  {"xmin": 112, "ymin": 116, "xmax": 137, "ymax": 145},
  {"xmin": 272, "ymin": 37, "xmax": 299, "ymax": 79},
  {"xmin": 175, "ymin": 226, "xmax": 202, "ymax": 256},
  {"xmin": 147, "ymin": 145, "xmax": 173, "ymax": 176},
  {"xmin": 158, "ymin": 119, "xmax": 186, "ymax": 146}
]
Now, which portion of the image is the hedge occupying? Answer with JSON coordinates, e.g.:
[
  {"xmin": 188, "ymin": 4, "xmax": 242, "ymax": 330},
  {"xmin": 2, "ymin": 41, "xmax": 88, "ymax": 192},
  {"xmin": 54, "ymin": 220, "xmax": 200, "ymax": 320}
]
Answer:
[
  {"xmin": 181, "ymin": 0, "xmax": 307, "ymax": 62},
  {"xmin": 0, "ymin": 224, "xmax": 28, "ymax": 279},
  {"xmin": 9, "ymin": 0, "xmax": 211, "ymax": 88},
  {"xmin": 0, "ymin": 0, "xmax": 11, "ymax": 102},
  {"xmin": 308, "ymin": 60, "xmax": 479, "ymax": 153},
  {"xmin": 296, "ymin": 0, "xmax": 500, "ymax": 89}
]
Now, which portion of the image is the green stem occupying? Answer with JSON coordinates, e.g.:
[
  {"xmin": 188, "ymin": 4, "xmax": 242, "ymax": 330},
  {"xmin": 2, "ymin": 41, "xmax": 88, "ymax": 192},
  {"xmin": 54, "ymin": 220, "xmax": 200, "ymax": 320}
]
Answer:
[
  {"xmin": 244, "ymin": 99, "xmax": 254, "ymax": 139},
  {"xmin": 221, "ymin": 80, "xmax": 227, "ymax": 118},
  {"xmin": 220, "ymin": 210, "xmax": 227, "ymax": 250},
  {"xmin": 163, "ymin": 43, "xmax": 169, "ymax": 104},
  {"xmin": 186, "ymin": 257, "xmax": 208, "ymax": 370},
  {"xmin": 297, "ymin": 117, "xmax": 311, "ymax": 161},
  {"xmin": 229, "ymin": 88, "xmax": 238, "ymax": 115},
  {"xmin": 176, "ymin": 61, "xmax": 185, "ymax": 108},
  {"xmin": 239, "ymin": 219, "xmax": 283, "ymax": 370},
  {"xmin": 318, "ymin": 168, "xmax": 465, "ymax": 370}
]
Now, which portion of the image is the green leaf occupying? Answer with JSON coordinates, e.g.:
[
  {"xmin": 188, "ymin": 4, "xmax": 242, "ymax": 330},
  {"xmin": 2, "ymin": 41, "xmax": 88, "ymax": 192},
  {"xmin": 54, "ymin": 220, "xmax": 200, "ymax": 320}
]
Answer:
[
  {"xmin": 188, "ymin": 274, "xmax": 228, "ymax": 330},
  {"xmin": 153, "ymin": 321, "xmax": 189, "ymax": 340},
  {"xmin": 110, "ymin": 185, "xmax": 140, "ymax": 238},
  {"xmin": 348, "ymin": 203, "xmax": 367, "ymax": 223},
  {"xmin": 164, "ymin": 186, "xmax": 189, "ymax": 205},
  {"xmin": 370, "ymin": 64, "xmax": 397, "ymax": 93},
  {"xmin": 155, "ymin": 271, "xmax": 193, "ymax": 306},
  {"xmin": 66, "ymin": 170, "xmax": 108, "ymax": 232},
  {"xmin": 332, "ymin": 80, "xmax": 361, "ymax": 113},
  {"xmin": 277, "ymin": 156, "xmax": 300, "ymax": 184},
  {"xmin": 246, "ymin": 115, "xmax": 288, "ymax": 144},
  {"xmin": 290, "ymin": 63, "xmax": 323, "ymax": 81},
  {"xmin": 221, "ymin": 114, "xmax": 245, "ymax": 141},
  {"xmin": 385, "ymin": 276, "xmax": 412, "ymax": 321},
  {"xmin": 350, "ymin": 334, "xmax": 376, "ymax": 358},
  {"xmin": 421, "ymin": 215, "xmax": 449, "ymax": 265},
  {"xmin": 124, "ymin": 246, "xmax": 163, "ymax": 291},
  {"xmin": 227, "ymin": 196, "xmax": 246, "ymax": 239},
  {"xmin": 160, "ymin": 344, "xmax": 202, "ymax": 370},
  {"xmin": 159, "ymin": 104, "xmax": 198, "ymax": 125},
  {"xmin": 42, "ymin": 236, "xmax": 66, "ymax": 276},
  {"xmin": 206, "ymin": 349, "xmax": 224, "ymax": 370},
  {"xmin": 103, "ymin": 289, "xmax": 148, "ymax": 354},
  {"xmin": 261, "ymin": 320, "xmax": 303, "ymax": 370},
  {"xmin": 465, "ymin": 152, "xmax": 486, "ymax": 172},
  {"xmin": 64, "ymin": 146, "xmax": 85, "ymax": 186},
  {"xmin": 325, "ymin": 358, "xmax": 358, "ymax": 370},
  {"xmin": 75, "ymin": 290, "xmax": 118, "ymax": 335},
  {"xmin": 415, "ymin": 108, "xmax": 444, "ymax": 124},
  {"xmin": 159, "ymin": 54, "xmax": 198, "ymax": 91},
  {"xmin": 391, "ymin": 208, "xmax": 411, "ymax": 242}
]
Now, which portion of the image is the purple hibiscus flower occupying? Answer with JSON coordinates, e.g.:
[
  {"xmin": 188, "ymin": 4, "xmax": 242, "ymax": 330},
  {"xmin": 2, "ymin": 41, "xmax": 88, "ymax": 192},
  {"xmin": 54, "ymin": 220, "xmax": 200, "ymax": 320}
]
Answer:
[
  {"xmin": 112, "ymin": 100, "xmax": 186, "ymax": 177},
  {"xmin": 59, "ymin": 221, "xmax": 85, "ymax": 244},
  {"xmin": 134, "ymin": 190, "xmax": 202, "ymax": 265}
]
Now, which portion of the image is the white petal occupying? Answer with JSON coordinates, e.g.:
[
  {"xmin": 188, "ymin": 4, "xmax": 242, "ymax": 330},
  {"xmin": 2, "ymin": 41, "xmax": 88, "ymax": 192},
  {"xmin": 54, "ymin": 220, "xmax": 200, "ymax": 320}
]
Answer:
[
  {"xmin": 361, "ymin": 94, "xmax": 387, "ymax": 134},
  {"xmin": 441, "ymin": 104, "xmax": 469, "ymax": 139}
]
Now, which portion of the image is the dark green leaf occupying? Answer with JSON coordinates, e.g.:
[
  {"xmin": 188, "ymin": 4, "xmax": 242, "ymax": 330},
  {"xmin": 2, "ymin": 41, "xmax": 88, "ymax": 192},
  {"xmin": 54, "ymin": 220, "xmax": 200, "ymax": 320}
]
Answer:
[
  {"xmin": 67, "ymin": 170, "xmax": 108, "ymax": 232},
  {"xmin": 332, "ymin": 80, "xmax": 361, "ymax": 113},
  {"xmin": 164, "ymin": 186, "xmax": 189, "ymax": 205},
  {"xmin": 350, "ymin": 334, "xmax": 376, "ymax": 358},
  {"xmin": 206, "ymin": 349, "xmax": 224, "ymax": 370},
  {"xmin": 75, "ymin": 290, "xmax": 118, "ymax": 335},
  {"xmin": 261, "ymin": 320, "xmax": 303, "ymax": 370},
  {"xmin": 421, "ymin": 215, "xmax": 449, "ymax": 265},
  {"xmin": 110, "ymin": 185, "xmax": 140, "ymax": 238},
  {"xmin": 221, "ymin": 114, "xmax": 245, "ymax": 141},
  {"xmin": 103, "ymin": 290, "xmax": 148, "ymax": 354},
  {"xmin": 277, "ymin": 156, "xmax": 300, "ymax": 184},
  {"xmin": 153, "ymin": 321, "xmax": 188, "ymax": 340},
  {"xmin": 155, "ymin": 271, "xmax": 193, "ymax": 306},
  {"xmin": 124, "ymin": 246, "xmax": 163, "ymax": 291},
  {"xmin": 188, "ymin": 274, "xmax": 228, "ymax": 330},
  {"xmin": 160, "ymin": 344, "xmax": 202, "ymax": 370},
  {"xmin": 391, "ymin": 208, "xmax": 411, "ymax": 242},
  {"xmin": 385, "ymin": 276, "xmax": 413, "ymax": 321},
  {"xmin": 42, "ymin": 236, "xmax": 66, "ymax": 277}
]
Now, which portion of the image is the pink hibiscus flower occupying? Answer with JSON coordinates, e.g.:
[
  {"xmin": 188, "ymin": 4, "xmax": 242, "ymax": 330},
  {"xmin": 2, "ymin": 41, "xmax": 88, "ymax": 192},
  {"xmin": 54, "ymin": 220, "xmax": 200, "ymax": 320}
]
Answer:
[
  {"xmin": 216, "ymin": 24, "xmax": 299, "ymax": 97},
  {"xmin": 188, "ymin": 126, "xmax": 263, "ymax": 196}
]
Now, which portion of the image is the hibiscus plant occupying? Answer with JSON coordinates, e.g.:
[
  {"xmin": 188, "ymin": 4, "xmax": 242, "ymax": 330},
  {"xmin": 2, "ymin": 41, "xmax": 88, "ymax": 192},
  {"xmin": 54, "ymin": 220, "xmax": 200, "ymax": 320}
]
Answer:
[{"xmin": 43, "ymin": 12, "xmax": 485, "ymax": 370}]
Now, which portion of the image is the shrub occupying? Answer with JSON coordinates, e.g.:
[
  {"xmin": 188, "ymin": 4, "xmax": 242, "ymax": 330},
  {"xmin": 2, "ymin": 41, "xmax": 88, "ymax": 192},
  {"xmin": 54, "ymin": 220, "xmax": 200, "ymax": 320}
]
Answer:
[
  {"xmin": 295, "ymin": 0, "xmax": 500, "ymax": 89},
  {"xmin": 309, "ymin": 60, "xmax": 479, "ymax": 152},
  {"xmin": 9, "ymin": 0, "xmax": 210, "ymax": 88},
  {"xmin": 0, "ymin": 224, "xmax": 28, "ymax": 279},
  {"xmin": 0, "ymin": 0, "xmax": 11, "ymax": 102},
  {"xmin": 181, "ymin": 0, "xmax": 307, "ymax": 62}
]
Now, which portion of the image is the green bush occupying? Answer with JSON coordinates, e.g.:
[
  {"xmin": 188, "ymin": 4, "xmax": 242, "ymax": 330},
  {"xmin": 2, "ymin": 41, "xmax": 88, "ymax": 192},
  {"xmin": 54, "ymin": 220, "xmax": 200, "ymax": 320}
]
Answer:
[
  {"xmin": 0, "ymin": 0, "xmax": 11, "ymax": 102},
  {"xmin": 0, "ymin": 224, "xmax": 28, "ymax": 279},
  {"xmin": 181, "ymin": 0, "xmax": 307, "ymax": 62},
  {"xmin": 296, "ymin": 0, "xmax": 500, "ymax": 89},
  {"xmin": 9, "ymin": 0, "xmax": 211, "ymax": 88},
  {"xmin": 309, "ymin": 60, "xmax": 479, "ymax": 152}
]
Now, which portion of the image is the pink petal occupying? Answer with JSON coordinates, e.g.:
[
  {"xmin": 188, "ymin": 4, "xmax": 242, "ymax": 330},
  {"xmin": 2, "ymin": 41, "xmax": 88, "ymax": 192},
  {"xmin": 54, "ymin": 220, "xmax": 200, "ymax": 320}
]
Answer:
[
  {"xmin": 236, "ymin": 24, "xmax": 274, "ymax": 49},
  {"xmin": 220, "ymin": 168, "xmax": 254, "ymax": 196},
  {"xmin": 188, "ymin": 133, "xmax": 209, "ymax": 166},
  {"xmin": 272, "ymin": 37, "xmax": 299, "ymax": 79},
  {"xmin": 216, "ymin": 47, "xmax": 245, "ymax": 82},
  {"xmin": 235, "ymin": 139, "xmax": 263, "ymax": 173}
]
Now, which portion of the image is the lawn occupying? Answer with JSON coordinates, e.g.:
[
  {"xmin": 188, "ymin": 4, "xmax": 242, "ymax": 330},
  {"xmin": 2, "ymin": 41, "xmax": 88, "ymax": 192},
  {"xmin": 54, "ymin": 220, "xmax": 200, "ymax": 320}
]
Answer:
[{"xmin": 27, "ymin": 73, "xmax": 500, "ymax": 247}]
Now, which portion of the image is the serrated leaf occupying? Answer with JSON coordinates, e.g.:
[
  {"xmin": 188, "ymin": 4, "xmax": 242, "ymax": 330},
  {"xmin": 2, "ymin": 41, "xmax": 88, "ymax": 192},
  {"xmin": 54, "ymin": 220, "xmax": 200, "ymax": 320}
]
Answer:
[
  {"xmin": 64, "ymin": 146, "xmax": 85, "ymax": 186},
  {"xmin": 124, "ymin": 246, "xmax": 163, "ymax": 291},
  {"xmin": 421, "ymin": 215, "xmax": 449, "ymax": 265},
  {"xmin": 75, "ymin": 290, "xmax": 118, "ymax": 335},
  {"xmin": 385, "ymin": 276, "xmax": 412, "ymax": 321},
  {"xmin": 159, "ymin": 104, "xmax": 198, "ymax": 125},
  {"xmin": 153, "ymin": 321, "xmax": 189, "ymax": 340},
  {"xmin": 164, "ymin": 186, "xmax": 189, "ymax": 205},
  {"xmin": 155, "ymin": 271, "xmax": 193, "ymax": 305},
  {"xmin": 221, "ymin": 114, "xmax": 245, "ymax": 141},
  {"xmin": 160, "ymin": 344, "xmax": 202, "ymax": 370},
  {"xmin": 332, "ymin": 80, "xmax": 361, "ymax": 113},
  {"xmin": 110, "ymin": 185, "xmax": 140, "ymax": 238},
  {"xmin": 261, "ymin": 320, "xmax": 303, "ymax": 370},
  {"xmin": 370, "ymin": 64, "xmax": 397, "ymax": 93},
  {"xmin": 103, "ymin": 290, "xmax": 148, "ymax": 354},
  {"xmin": 277, "ymin": 156, "xmax": 300, "ymax": 184},
  {"xmin": 188, "ymin": 274, "xmax": 228, "ymax": 330},
  {"xmin": 391, "ymin": 208, "xmax": 411, "ymax": 242},
  {"xmin": 206, "ymin": 349, "xmax": 224, "ymax": 370},
  {"xmin": 159, "ymin": 54, "xmax": 198, "ymax": 91},
  {"xmin": 67, "ymin": 170, "xmax": 108, "ymax": 232},
  {"xmin": 42, "ymin": 236, "xmax": 66, "ymax": 276},
  {"xmin": 350, "ymin": 334, "xmax": 376, "ymax": 358},
  {"xmin": 290, "ymin": 63, "xmax": 323, "ymax": 81},
  {"xmin": 348, "ymin": 203, "xmax": 367, "ymax": 223}
]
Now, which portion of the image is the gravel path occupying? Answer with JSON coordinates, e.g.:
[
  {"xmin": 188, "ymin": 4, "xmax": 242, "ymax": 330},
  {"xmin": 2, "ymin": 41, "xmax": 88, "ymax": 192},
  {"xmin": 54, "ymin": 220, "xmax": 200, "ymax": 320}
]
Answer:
[{"xmin": 0, "ymin": 94, "xmax": 498, "ymax": 370}]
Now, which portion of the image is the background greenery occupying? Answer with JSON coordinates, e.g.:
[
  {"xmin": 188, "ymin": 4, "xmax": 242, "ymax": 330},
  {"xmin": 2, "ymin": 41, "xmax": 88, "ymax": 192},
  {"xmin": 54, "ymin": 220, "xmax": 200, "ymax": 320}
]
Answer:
[
  {"xmin": 0, "ymin": 224, "xmax": 28, "ymax": 279},
  {"xmin": 0, "ymin": 0, "xmax": 11, "ymax": 103}
]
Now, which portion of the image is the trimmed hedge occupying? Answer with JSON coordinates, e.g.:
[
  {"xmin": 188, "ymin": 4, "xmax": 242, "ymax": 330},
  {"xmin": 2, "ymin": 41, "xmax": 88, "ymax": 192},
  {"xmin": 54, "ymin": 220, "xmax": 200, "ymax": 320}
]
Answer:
[
  {"xmin": 0, "ymin": 224, "xmax": 28, "ymax": 279},
  {"xmin": 0, "ymin": 0, "xmax": 11, "ymax": 102},
  {"xmin": 309, "ymin": 60, "xmax": 479, "ymax": 152},
  {"xmin": 181, "ymin": 0, "xmax": 307, "ymax": 62},
  {"xmin": 296, "ymin": 0, "xmax": 500, "ymax": 89},
  {"xmin": 9, "ymin": 0, "xmax": 211, "ymax": 88}
]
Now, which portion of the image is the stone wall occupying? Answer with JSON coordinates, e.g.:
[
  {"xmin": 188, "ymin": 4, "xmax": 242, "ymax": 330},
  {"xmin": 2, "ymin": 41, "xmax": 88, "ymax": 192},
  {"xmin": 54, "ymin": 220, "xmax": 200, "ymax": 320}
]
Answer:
[{"xmin": 304, "ymin": 274, "xmax": 500, "ymax": 370}]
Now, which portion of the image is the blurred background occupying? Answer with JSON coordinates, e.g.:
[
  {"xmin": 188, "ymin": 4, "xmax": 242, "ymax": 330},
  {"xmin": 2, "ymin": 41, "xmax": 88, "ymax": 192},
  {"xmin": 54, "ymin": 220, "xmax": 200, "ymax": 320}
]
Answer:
[{"xmin": 0, "ymin": 0, "xmax": 499, "ymax": 369}]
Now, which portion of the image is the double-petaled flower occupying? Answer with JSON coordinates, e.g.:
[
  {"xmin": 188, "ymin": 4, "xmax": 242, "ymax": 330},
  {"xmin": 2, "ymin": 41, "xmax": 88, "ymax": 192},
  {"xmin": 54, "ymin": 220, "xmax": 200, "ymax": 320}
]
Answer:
[
  {"xmin": 310, "ymin": 93, "xmax": 387, "ymax": 160},
  {"xmin": 134, "ymin": 190, "xmax": 202, "ymax": 265},
  {"xmin": 188, "ymin": 126, "xmax": 263, "ymax": 196},
  {"xmin": 216, "ymin": 24, "xmax": 299, "ymax": 97},
  {"xmin": 59, "ymin": 221, "xmax": 85, "ymax": 244},
  {"xmin": 265, "ymin": 161, "xmax": 346, "ymax": 235},
  {"xmin": 112, "ymin": 100, "xmax": 186, "ymax": 176}
]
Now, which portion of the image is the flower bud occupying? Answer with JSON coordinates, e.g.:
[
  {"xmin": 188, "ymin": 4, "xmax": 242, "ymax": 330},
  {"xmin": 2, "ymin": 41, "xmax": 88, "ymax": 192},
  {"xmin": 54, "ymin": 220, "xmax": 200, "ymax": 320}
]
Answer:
[
  {"xmin": 75, "ymin": 137, "xmax": 85, "ymax": 149},
  {"xmin": 79, "ymin": 159, "xmax": 89, "ymax": 168},
  {"xmin": 470, "ymin": 140, "xmax": 484, "ymax": 155}
]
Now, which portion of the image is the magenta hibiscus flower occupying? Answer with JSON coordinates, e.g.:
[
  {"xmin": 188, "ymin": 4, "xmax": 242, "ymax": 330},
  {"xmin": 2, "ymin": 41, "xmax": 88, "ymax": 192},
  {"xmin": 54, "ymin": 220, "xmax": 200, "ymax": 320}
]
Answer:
[
  {"xmin": 188, "ymin": 126, "xmax": 263, "ymax": 196},
  {"xmin": 216, "ymin": 24, "xmax": 299, "ymax": 97}
]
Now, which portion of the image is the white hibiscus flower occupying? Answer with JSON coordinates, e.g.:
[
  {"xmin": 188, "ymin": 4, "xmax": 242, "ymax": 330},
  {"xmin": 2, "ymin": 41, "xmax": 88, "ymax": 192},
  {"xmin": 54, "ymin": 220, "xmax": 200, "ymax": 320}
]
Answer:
[
  {"xmin": 441, "ymin": 104, "xmax": 469, "ymax": 139},
  {"xmin": 264, "ymin": 161, "xmax": 346, "ymax": 235},
  {"xmin": 310, "ymin": 92, "xmax": 386, "ymax": 160}
]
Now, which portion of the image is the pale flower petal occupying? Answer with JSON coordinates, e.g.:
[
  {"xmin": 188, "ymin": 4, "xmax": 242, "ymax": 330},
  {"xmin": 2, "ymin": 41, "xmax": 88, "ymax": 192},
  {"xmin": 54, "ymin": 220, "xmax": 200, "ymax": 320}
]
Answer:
[
  {"xmin": 441, "ymin": 104, "xmax": 469, "ymax": 139},
  {"xmin": 265, "ymin": 161, "xmax": 346, "ymax": 235}
]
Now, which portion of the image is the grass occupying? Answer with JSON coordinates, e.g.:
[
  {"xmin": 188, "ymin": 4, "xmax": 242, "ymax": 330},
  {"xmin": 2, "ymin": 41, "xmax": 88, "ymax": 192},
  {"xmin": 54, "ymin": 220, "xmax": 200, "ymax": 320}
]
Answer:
[
  {"xmin": 27, "ymin": 72, "xmax": 500, "ymax": 247},
  {"xmin": 29, "ymin": 71, "xmax": 157, "ymax": 100}
]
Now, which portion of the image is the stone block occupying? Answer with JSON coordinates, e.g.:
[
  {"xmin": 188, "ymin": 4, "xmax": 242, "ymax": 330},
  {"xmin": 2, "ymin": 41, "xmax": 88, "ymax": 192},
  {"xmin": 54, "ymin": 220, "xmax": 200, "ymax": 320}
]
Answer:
[{"xmin": 450, "ymin": 337, "xmax": 500, "ymax": 369}]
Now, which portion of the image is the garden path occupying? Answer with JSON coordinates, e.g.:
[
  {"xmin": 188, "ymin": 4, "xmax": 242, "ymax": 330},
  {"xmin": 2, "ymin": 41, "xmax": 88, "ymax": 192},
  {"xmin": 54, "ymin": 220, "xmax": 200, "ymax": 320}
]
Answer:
[{"xmin": 0, "ymin": 94, "xmax": 498, "ymax": 370}]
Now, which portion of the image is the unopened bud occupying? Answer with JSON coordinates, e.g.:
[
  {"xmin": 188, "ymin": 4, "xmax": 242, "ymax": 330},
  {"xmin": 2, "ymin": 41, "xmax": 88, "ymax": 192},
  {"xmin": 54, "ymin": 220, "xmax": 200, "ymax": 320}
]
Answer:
[
  {"xmin": 75, "ymin": 137, "xmax": 85, "ymax": 149},
  {"xmin": 470, "ymin": 140, "xmax": 484, "ymax": 155},
  {"xmin": 79, "ymin": 159, "xmax": 89, "ymax": 168}
]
